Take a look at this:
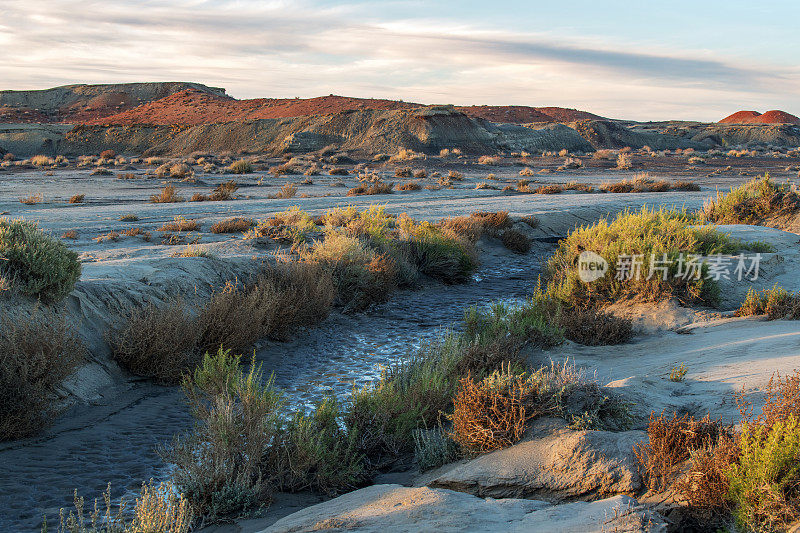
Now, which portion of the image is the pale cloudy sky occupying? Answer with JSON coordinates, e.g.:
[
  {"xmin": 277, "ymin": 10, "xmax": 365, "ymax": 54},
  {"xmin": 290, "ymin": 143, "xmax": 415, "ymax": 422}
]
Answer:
[{"xmin": 1, "ymin": 0, "xmax": 798, "ymax": 121}]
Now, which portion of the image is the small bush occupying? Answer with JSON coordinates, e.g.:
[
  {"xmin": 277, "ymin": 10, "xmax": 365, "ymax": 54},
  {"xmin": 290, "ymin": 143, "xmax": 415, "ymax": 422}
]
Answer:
[
  {"xmin": 19, "ymin": 193, "xmax": 43, "ymax": 205},
  {"xmin": 31, "ymin": 155, "xmax": 54, "ymax": 167},
  {"xmin": 545, "ymin": 207, "xmax": 748, "ymax": 308},
  {"xmin": 210, "ymin": 217, "xmax": 254, "ymax": 234},
  {"xmin": 450, "ymin": 366, "xmax": 560, "ymax": 452},
  {"xmin": 68, "ymin": 194, "xmax": 85, "ymax": 204},
  {"xmin": 398, "ymin": 181, "xmax": 421, "ymax": 191},
  {"xmin": 0, "ymin": 310, "xmax": 83, "ymax": 440},
  {"xmin": 702, "ymin": 174, "xmax": 800, "ymax": 225},
  {"xmin": 150, "ymin": 185, "xmax": 185, "ymax": 203},
  {"xmin": 0, "ymin": 218, "xmax": 81, "ymax": 302},
  {"xmin": 737, "ymin": 285, "xmax": 800, "ymax": 320},
  {"xmin": 119, "ymin": 214, "xmax": 139, "ymax": 222},
  {"xmin": 271, "ymin": 397, "xmax": 365, "ymax": 495},
  {"xmin": 269, "ymin": 183, "xmax": 297, "ymax": 199},
  {"xmin": 500, "ymin": 228, "xmax": 531, "ymax": 253},
  {"xmin": 158, "ymin": 216, "xmax": 200, "ymax": 232}
]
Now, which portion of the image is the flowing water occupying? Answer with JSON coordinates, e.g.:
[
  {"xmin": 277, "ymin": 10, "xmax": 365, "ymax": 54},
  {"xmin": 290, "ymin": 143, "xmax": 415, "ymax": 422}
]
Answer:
[{"xmin": 0, "ymin": 245, "xmax": 545, "ymax": 532}]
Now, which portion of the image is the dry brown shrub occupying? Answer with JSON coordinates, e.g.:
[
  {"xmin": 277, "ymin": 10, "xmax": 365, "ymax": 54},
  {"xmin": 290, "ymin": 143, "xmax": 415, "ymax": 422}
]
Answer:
[
  {"xmin": 209, "ymin": 180, "xmax": 238, "ymax": 201},
  {"xmin": 747, "ymin": 370, "xmax": 800, "ymax": 428},
  {"xmin": 520, "ymin": 215, "xmax": 539, "ymax": 228},
  {"xmin": 197, "ymin": 281, "xmax": 269, "ymax": 355},
  {"xmin": 0, "ymin": 310, "xmax": 84, "ymax": 440},
  {"xmin": 329, "ymin": 167, "xmax": 349, "ymax": 176},
  {"xmin": 19, "ymin": 193, "xmax": 43, "ymax": 205},
  {"xmin": 634, "ymin": 411, "xmax": 725, "ymax": 492},
  {"xmin": 455, "ymin": 337, "xmax": 525, "ymax": 378},
  {"xmin": 470, "ymin": 211, "xmax": 512, "ymax": 230},
  {"xmin": 397, "ymin": 181, "xmax": 421, "ymax": 191},
  {"xmin": 536, "ymin": 184, "xmax": 563, "ymax": 194},
  {"xmin": 61, "ymin": 230, "xmax": 78, "ymax": 240},
  {"xmin": 347, "ymin": 182, "xmax": 394, "ymax": 196},
  {"xmin": 68, "ymin": 194, "xmax": 85, "ymax": 204},
  {"xmin": 413, "ymin": 169, "xmax": 427, "ymax": 179},
  {"xmin": 121, "ymin": 227, "xmax": 152, "ymax": 241},
  {"xmin": 259, "ymin": 261, "xmax": 336, "ymax": 340},
  {"xmin": 395, "ymin": 167, "xmax": 412, "ymax": 178},
  {"xmin": 94, "ymin": 230, "xmax": 120, "ymax": 243},
  {"xmin": 675, "ymin": 433, "xmax": 739, "ymax": 513},
  {"xmin": 439, "ymin": 216, "xmax": 483, "ymax": 242},
  {"xmin": 210, "ymin": 217, "xmax": 254, "ymax": 234},
  {"xmin": 451, "ymin": 368, "xmax": 554, "ymax": 452},
  {"xmin": 500, "ymin": 229, "xmax": 531, "ymax": 254},
  {"xmin": 100, "ymin": 149, "xmax": 116, "ymax": 159},
  {"xmin": 190, "ymin": 193, "xmax": 209, "ymax": 202},
  {"xmin": 672, "ymin": 180, "xmax": 701, "ymax": 191},
  {"xmin": 109, "ymin": 299, "xmax": 201, "ymax": 384},
  {"xmin": 601, "ymin": 181, "xmax": 633, "ymax": 193},
  {"xmin": 559, "ymin": 307, "xmax": 633, "ymax": 346},
  {"xmin": 269, "ymin": 183, "xmax": 298, "ymax": 199},
  {"xmin": 158, "ymin": 216, "xmax": 200, "ymax": 232},
  {"xmin": 150, "ymin": 185, "xmax": 185, "ymax": 203}
]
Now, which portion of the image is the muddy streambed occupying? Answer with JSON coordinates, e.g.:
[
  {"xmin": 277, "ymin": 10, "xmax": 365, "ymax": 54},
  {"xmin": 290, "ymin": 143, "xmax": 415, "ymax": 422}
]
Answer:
[{"xmin": 0, "ymin": 244, "xmax": 545, "ymax": 532}]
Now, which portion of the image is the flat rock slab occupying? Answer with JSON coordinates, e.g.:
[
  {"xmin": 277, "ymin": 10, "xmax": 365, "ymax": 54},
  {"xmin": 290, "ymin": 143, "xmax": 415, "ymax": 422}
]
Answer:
[
  {"xmin": 429, "ymin": 419, "xmax": 644, "ymax": 500},
  {"xmin": 260, "ymin": 484, "xmax": 664, "ymax": 533}
]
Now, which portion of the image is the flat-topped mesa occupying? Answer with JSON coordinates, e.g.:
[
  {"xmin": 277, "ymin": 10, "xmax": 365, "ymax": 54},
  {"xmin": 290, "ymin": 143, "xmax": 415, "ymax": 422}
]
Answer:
[{"xmin": 0, "ymin": 82, "xmax": 227, "ymax": 123}]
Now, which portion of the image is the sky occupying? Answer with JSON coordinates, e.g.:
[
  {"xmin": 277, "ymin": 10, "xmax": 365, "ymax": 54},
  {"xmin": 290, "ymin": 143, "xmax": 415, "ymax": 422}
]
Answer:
[{"xmin": 1, "ymin": 0, "xmax": 799, "ymax": 121}]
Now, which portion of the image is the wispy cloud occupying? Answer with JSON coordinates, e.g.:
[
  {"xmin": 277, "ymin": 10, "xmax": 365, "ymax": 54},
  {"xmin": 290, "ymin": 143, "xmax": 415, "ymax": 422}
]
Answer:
[{"xmin": 0, "ymin": 0, "xmax": 797, "ymax": 120}]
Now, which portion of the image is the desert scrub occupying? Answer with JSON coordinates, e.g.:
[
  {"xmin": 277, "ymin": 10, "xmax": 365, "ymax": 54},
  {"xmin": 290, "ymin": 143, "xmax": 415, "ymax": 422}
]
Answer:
[
  {"xmin": 210, "ymin": 217, "xmax": 254, "ymax": 234},
  {"xmin": 52, "ymin": 480, "xmax": 192, "ymax": 533},
  {"xmin": 0, "ymin": 218, "xmax": 81, "ymax": 302},
  {"xmin": 150, "ymin": 185, "xmax": 185, "ymax": 203},
  {"xmin": 545, "ymin": 206, "xmax": 754, "ymax": 308},
  {"xmin": 161, "ymin": 348, "xmax": 281, "ymax": 520},
  {"xmin": 701, "ymin": 173, "xmax": 800, "ymax": 225},
  {"xmin": 247, "ymin": 206, "xmax": 318, "ymax": 244},
  {"xmin": 737, "ymin": 285, "xmax": 800, "ymax": 320},
  {"xmin": 0, "ymin": 310, "xmax": 83, "ymax": 440}
]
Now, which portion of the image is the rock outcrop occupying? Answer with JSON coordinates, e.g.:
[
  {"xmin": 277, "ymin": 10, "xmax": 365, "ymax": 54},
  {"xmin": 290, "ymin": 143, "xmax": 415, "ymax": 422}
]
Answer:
[
  {"xmin": 261, "ymin": 484, "xmax": 665, "ymax": 533},
  {"xmin": 429, "ymin": 418, "xmax": 644, "ymax": 500}
]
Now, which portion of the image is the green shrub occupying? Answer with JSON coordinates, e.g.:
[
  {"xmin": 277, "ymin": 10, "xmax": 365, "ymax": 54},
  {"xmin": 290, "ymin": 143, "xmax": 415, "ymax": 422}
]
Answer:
[
  {"xmin": 727, "ymin": 416, "xmax": 800, "ymax": 531},
  {"xmin": 271, "ymin": 397, "xmax": 366, "ymax": 495},
  {"xmin": 737, "ymin": 285, "xmax": 800, "ymax": 320},
  {"xmin": 0, "ymin": 218, "xmax": 81, "ymax": 302},
  {"xmin": 702, "ymin": 173, "xmax": 800, "ymax": 225},
  {"xmin": 161, "ymin": 348, "xmax": 282, "ymax": 520},
  {"xmin": 413, "ymin": 427, "xmax": 461, "ymax": 471},
  {"xmin": 545, "ymin": 207, "xmax": 750, "ymax": 308},
  {"xmin": 346, "ymin": 333, "xmax": 466, "ymax": 459}
]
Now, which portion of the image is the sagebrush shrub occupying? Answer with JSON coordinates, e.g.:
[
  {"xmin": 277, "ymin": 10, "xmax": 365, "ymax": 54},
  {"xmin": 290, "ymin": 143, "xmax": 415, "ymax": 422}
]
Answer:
[
  {"xmin": 0, "ymin": 310, "xmax": 83, "ymax": 440},
  {"xmin": 109, "ymin": 299, "xmax": 200, "ymax": 384},
  {"xmin": 0, "ymin": 218, "xmax": 81, "ymax": 303}
]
